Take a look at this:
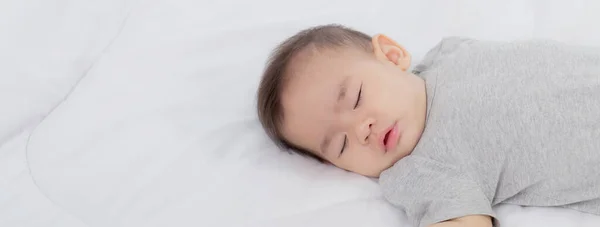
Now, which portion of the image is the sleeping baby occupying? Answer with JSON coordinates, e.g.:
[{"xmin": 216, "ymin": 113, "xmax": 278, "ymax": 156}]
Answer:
[{"xmin": 256, "ymin": 24, "xmax": 600, "ymax": 227}]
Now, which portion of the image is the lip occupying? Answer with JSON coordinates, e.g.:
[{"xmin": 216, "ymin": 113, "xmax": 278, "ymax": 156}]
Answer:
[{"xmin": 379, "ymin": 122, "xmax": 401, "ymax": 153}]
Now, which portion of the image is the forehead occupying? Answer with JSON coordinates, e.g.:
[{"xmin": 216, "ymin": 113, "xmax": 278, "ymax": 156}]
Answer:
[
  {"xmin": 286, "ymin": 47, "xmax": 367, "ymax": 90},
  {"xmin": 279, "ymin": 47, "xmax": 368, "ymax": 153},
  {"xmin": 283, "ymin": 47, "xmax": 367, "ymax": 111}
]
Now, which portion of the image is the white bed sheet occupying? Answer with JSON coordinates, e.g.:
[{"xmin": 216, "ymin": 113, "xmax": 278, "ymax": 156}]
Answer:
[
  {"xmin": 2, "ymin": 0, "xmax": 600, "ymax": 227},
  {"xmin": 0, "ymin": 128, "xmax": 86, "ymax": 227},
  {"xmin": 0, "ymin": 0, "xmax": 132, "ymax": 144}
]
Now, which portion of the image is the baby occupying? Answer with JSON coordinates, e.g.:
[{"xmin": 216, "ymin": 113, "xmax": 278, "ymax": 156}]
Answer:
[{"xmin": 256, "ymin": 24, "xmax": 600, "ymax": 227}]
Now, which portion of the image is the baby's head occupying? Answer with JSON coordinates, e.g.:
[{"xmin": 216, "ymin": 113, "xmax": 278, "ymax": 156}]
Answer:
[{"xmin": 257, "ymin": 24, "xmax": 427, "ymax": 177}]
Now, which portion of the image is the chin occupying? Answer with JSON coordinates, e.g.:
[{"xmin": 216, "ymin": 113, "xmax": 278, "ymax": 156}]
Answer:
[
  {"xmin": 363, "ymin": 170, "xmax": 383, "ymax": 178},
  {"xmin": 366, "ymin": 164, "xmax": 394, "ymax": 178},
  {"xmin": 352, "ymin": 158, "xmax": 401, "ymax": 177}
]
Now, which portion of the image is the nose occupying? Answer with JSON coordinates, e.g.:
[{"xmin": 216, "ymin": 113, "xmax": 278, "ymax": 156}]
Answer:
[{"xmin": 354, "ymin": 117, "xmax": 374, "ymax": 145}]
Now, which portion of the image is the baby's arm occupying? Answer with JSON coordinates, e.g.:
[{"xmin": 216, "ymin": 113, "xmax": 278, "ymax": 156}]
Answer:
[{"xmin": 429, "ymin": 215, "xmax": 492, "ymax": 227}]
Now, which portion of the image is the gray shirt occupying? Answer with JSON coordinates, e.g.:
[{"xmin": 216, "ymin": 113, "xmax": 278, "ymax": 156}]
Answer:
[{"xmin": 379, "ymin": 37, "xmax": 600, "ymax": 227}]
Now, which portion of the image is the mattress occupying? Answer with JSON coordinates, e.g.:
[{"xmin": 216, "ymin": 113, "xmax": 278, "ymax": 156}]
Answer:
[{"xmin": 1, "ymin": 0, "xmax": 600, "ymax": 226}]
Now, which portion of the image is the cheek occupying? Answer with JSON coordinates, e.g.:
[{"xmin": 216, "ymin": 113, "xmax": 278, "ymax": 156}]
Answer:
[
  {"xmin": 340, "ymin": 149, "xmax": 385, "ymax": 172},
  {"xmin": 383, "ymin": 78, "xmax": 410, "ymax": 106},
  {"xmin": 368, "ymin": 82, "xmax": 401, "ymax": 114}
]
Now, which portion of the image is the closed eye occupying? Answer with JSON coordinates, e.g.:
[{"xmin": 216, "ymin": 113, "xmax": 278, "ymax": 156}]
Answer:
[
  {"xmin": 338, "ymin": 135, "xmax": 347, "ymax": 157},
  {"xmin": 354, "ymin": 83, "xmax": 362, "ymax": 109}
]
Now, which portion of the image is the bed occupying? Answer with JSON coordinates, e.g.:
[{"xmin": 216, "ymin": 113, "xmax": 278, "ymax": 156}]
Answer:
[{"xmin": 1, "ymin": 0, "xmax": 600, "ymax": 226}]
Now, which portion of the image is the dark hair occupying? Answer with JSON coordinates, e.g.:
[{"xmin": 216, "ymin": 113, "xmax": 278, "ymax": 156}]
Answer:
[{"xmin": 256, "ymin": 24, "xmax": 372, "ymax": 161}]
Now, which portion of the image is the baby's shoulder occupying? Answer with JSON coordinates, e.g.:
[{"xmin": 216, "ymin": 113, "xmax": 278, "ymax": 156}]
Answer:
[
  {"xmin": 379, "ymin": 154, "xmax": 464, "ymax": 192},
  {"xmin": 413, "ymin": 37, "xmax": 476, "ymax": 74}
]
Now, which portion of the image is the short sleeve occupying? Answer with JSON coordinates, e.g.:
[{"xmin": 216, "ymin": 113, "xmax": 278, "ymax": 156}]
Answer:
[{"xmin": 379, "ymin": 155, "xmax": 496, "ymax": 227}]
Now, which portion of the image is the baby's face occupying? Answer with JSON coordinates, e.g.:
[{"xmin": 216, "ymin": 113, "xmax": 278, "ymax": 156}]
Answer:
[{"xmin": 280, "ymin": 42, "xmax": 427, "ymax": 177}]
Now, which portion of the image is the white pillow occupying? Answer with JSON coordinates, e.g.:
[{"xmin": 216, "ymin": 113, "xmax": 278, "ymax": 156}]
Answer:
[
  {"xmin": 24, "ymin": 0, "xmax": 600, "ymax": 227},
  {"xmin": 0, "ymin": 0, "xmax": 132, "ymax": 143},
  {"xmin": 25, "ymin": 0, "xmax": 421, "ymax": 226}
]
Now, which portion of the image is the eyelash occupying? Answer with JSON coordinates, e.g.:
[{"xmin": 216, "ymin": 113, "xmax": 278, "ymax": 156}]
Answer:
[
  {"xmin": 354, "ymin": 83, "xmax": 362, "ymax": 109},
  {"xmin": 339, "ymin": 135, "xmax": 347, "ymax": 157},
  {"xmin": 340, "ymin": 84, "xmax": 363, "ymax": 157}
]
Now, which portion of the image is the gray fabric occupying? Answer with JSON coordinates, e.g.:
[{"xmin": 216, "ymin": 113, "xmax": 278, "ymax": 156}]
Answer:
[{"xmin": 379, "ymin": 37, "xmax": 600, "ymax": 227}]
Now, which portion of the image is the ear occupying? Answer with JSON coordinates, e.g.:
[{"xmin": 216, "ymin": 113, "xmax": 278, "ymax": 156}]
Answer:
[{"xmin": 372, "ymin": 34, "xmax": 411, "ymax": 71}]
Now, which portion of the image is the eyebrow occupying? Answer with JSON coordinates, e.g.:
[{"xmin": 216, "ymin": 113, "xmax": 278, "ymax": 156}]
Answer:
[
  {"xmin": 319, "ymin": 76, "xmax": 350, "ymax": 154},
  {"xmin": 337, "ymin": 76, "xmax": 350, "ymax": 103}
]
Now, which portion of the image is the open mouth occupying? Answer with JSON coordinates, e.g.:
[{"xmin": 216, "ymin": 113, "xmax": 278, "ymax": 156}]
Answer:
[
  {"xmin": 383, "ymin": 129, "xmax": 392, "ymax": 146},
  {"xmin": 380, "ymin": 122, "xmax": 400, "ymax": 152}
]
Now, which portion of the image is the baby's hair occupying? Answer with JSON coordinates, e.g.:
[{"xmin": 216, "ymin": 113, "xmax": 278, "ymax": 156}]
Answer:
[{"xmin": 256, "ymin": 24, "xmax": 373, "ymax": 161}]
